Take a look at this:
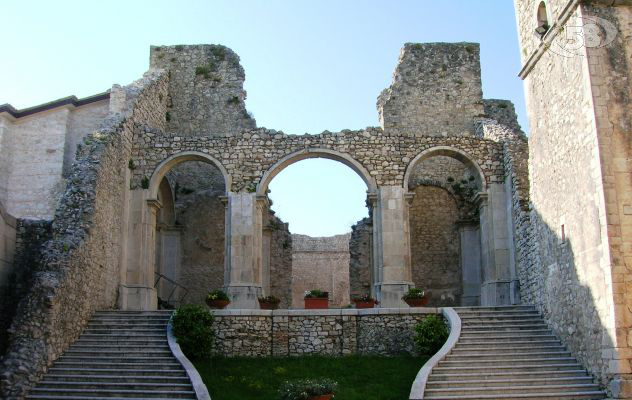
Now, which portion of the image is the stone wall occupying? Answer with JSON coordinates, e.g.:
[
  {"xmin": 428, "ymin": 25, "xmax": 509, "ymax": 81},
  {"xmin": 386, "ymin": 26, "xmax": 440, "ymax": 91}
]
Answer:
[
  {"xmin": 149, "ymin": 45, "xmax": 256, "ymax": 137},
  {"xmin": 132, "ymin": 127, "xmax": 505, "ymax": 193},
  {"xmin": 166, "ymin": 161, "xmax": 227, "ymax": 305},
  {"xmin": 209, "ymin": 308, "xmax": 438, "ymax": 357},
  {"xmin": 349, "ymin": 217, "xmax": 372, "ymax": 297},
  {"xmin": 0, "ymin": 100, "xmax": 110, "ymax": 219},
  {"xmin": 0, "ymin": 219, "xmax": 50, "ymax": 356},
  {"xmin": 291, "ymin": 234, "xmax": 351, "ymax": 308},
  {"xmin": 265, "ymin": 212, "xmax": 293, "ymax": 308},
  {"xmin": 409, "ymin": 185, "xmax": 461, "ymax": 306},
  {"xmin": 0, "ymin": 70, "xmax": 168, "ymax": 399},
  {"xmin": 377, "ymin": 43, "xmax": 484, "ymax": 137},
  {"xmin": 514, "ymin": 0, "xmax": 630, "ymax": 394}
]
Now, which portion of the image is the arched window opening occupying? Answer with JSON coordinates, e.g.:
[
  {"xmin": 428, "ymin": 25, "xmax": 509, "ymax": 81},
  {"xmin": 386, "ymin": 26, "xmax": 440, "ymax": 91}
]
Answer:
[
  {"xmin": 153, "ymin": 160, "xmax": 227, "ymax": 308},
  {"xmin": 265, "ymin": 157, "xmax": 370, "ymax": 309},
  {"xmin": 407, "ymin": 153, "xmax": 483, "ymax": 307}
]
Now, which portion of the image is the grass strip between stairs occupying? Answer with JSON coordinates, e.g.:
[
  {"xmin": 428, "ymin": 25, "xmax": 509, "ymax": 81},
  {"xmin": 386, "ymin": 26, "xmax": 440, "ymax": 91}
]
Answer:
[{"xmin": 194, "ymin": 355, "xmax": 429, "ymax": 400}]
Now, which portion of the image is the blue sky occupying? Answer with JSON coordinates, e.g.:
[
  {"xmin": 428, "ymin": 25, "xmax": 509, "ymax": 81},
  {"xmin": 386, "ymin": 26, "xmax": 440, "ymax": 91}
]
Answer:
[{"xmin": 0, "ymin": 1, "xmax": 526, "ymax": 236}]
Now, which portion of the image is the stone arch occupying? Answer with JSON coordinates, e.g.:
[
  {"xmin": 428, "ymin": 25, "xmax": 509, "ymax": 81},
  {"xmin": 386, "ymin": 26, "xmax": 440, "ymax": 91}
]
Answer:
[
  {"xmin": 149, "ymin": 151, "xmax": 231, "ymax": 198},
  {"xmin": 403, "ymin": 146, "xmax": 486, "ymax": 192},
  {"xmin": 257, "ymin": 148, "xmax": 377, "ymax": 196}
]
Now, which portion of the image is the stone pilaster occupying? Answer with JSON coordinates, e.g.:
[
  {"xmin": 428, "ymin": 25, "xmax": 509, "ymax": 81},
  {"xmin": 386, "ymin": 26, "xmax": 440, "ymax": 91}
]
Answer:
[
  {"xmin": 371, "ymin": 186, "xmax": 413, "ymax": 307},
  {"xmin": 224, "ymin": 192, "xmax": 264, "ymax": 309}
]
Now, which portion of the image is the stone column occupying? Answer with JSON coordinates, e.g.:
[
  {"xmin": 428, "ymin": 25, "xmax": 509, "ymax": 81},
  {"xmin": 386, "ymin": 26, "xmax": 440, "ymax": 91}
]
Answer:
[
  {"xmin": 223, "ymin": 192, "xmax": 264, "ymax": 308},
  {"xmin": 458, "ymin": 221, "xmax": 482, "ymax": 306},
  {"xmin": 119, "ymin": 191, "xmax": 159, "ymax": 310},
  {"xmin": 476, "ymin": 183, "xmax": 515, "ymax": 306},
  {"xmin": 371, "ymin": 186, "xmax": 413, "ymax": 308}
]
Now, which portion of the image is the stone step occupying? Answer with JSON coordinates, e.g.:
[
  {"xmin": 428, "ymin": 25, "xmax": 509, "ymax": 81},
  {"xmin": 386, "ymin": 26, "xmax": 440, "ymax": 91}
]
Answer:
[
  {"xmin": 36, "ymin": 382, "xmax": 193, "ymax": 391},
  {"xmin": 445, "ymin": 351, "xmax": 571, "ymax": 361},
  {"xmin": 44, "ymin": 375, "xmax": 190, "ymax": 384},
  {"xmin": 78, "ymin": 334, "xmax": 167, "ymax": 340},
  {"xmin": 451, "ymin": 345, "xmax": 567, "ymax": 354},
  {"xmin": 428, "ymin": 370, "xmax": 591, "ymax": 382},
  {"xmin": 73, "ymin": 339, "xmax": 167, "ymax": 346},
  {"xmin": 423, "ymin": 390, "xmax": 606, "ymax": 399},
  {"xmin": 439, "ymin": 357, "xmax": 578, "ymax": 368},
  {"xmin": 432, "ymin": 363, "xmax": 584, "ymax": 373},
  {"xmin": 458, "ymin": 334, "xmax": 558, "ymax": 342},
  {"xmin": 87, "ymin": 323, "xmax": 168, "ymax": 329},
  {"xmin": 63, "ymin": 350, "xmax": 173, "ymax": 358},
  {"xmin": 461, "ymin": 319, "xmax": 546, "ymax": 325},
  {"xmin": 460, "ymin": 329, "xmax": 552, "ymax": 337},
  {"xmin": 454, "ymin": 306, "xmax": 536, "ymax": 312},
  {"xmin": 454, "ymin": 339, "xmax": 561, "ymax": 348},
  {"xmin": 82, "ymin": 329, "xmax": 166, "ymax": 335},
  {"xmin": 460, "ymin": 324, "xmax": 549, "ymax": 331},
  {"xmin": 93, "ymin": 311, "xmax": 173, "ymax": 315},
  {"xmin": 459, "ymin": 312, "xmax": 541, "ymax": 319},
  {"xmin": 27, "ymin": 397, "xmax": 192, "ymax": 400},
  {"xmin": 426, "ymin": 376, "xmax": 596, "ymax": 389},
  {"xmin": 48, "ymin": 368, "xmax": 187, "ymax": 377},
  {"xmin": 53, "ymin": 362, "xmax": 183, "ymax": 371},
  {"xmin": 68, "ymin": 345, "xmax": 171, "ymax": 352},
  {"xmin": 28, "ymin": 388, "xmax": 196, "ymax": 399},
  {"xmin": 58, "ymin": 357, "xmax": 177, "ymax": 364},
  {"xmin": 425, "ymin": 384, "xmax": 604, "ymax": 396}
]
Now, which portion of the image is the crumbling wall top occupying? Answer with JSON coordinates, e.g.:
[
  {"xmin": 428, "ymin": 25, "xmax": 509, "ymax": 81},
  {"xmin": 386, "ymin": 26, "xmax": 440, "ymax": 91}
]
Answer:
[
  {"xmin": 377, "ymin": 42, "xmax": 485, "ymax": 137},
  {"xmin": 150, "ymin": 44, "xmax": 255, "ymax": 137}
]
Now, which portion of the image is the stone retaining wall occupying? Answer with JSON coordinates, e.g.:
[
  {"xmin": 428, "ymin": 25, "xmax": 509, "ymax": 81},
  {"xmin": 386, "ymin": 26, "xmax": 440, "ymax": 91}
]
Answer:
[{"xmin": 209, "ymin": 308, "xmax": 438, "ymax": 357}]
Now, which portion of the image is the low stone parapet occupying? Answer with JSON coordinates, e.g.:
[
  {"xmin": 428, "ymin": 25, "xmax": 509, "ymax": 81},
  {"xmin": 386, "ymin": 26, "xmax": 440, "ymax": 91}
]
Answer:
[{"xmin": 209, "ymin": 307, "xmax": 439, "ymax": 357}]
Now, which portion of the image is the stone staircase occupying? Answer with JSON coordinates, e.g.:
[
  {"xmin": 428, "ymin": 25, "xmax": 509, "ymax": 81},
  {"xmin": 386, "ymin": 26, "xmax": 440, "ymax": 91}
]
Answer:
[
  {"xmin": 26, "ymin": 310, "xmax": 197, "ymax": 400},
  {"xmin": 424, "ymin": 305, "xmax": 607, "ymax": 399}
]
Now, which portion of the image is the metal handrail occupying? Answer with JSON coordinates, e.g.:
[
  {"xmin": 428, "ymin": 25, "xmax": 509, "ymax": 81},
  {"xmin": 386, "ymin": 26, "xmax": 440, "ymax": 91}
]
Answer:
[{"xmin": 154, "ymin": 272, "xmax": 189, "ymax": 307}]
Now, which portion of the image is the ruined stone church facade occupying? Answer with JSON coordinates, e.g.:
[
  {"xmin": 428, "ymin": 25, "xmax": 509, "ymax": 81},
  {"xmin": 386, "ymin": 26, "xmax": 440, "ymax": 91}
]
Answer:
[{"xmin": 1, "ymin": 0, "xmax": 631, "ymax": 397}]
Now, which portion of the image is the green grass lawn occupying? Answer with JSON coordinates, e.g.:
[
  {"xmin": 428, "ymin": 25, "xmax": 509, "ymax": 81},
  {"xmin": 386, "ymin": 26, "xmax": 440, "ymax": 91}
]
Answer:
[{"xmin": 194, "ymin": 355, "xmax": 428, "ymax": 400}]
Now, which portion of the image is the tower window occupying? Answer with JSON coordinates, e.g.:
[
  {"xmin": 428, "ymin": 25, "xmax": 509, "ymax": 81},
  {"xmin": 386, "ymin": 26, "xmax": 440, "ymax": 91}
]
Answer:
[{"xmin": 535, "ymin": 2, "xmax": 550, "ymax": 37}]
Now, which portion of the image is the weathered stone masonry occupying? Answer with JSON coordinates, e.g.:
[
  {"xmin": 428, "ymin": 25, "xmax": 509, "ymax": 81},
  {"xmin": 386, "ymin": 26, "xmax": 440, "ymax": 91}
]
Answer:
[
  {"xmin": 0, "ymin": 41, "xmax": 530, "ymax": 399},
  {"xmin": 0, "ymin": 70, "xmax": 169, "ymax": 398},
  {"xmin": 210, "ymin": 308, "xmax": 438, "ymax": 357},
  {"xmin": 514, "ymin": 0, "xmax": 632, "ymax": 397}
]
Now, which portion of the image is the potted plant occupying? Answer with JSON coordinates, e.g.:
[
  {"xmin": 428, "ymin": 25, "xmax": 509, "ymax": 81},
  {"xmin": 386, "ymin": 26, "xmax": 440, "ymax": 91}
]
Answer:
[
  {"xmin": 304, "ymin": 290, "xmax": 329, "ymax": 309},
  {"xmin": 402, "ymin": 288, "xmax": 428, "ymax": 307},
  {"xmin": 206, "ymin": 289, "xmax": 230, "ymax": 309},
  {"xmin": 258, "ymin": 295, "xmax": 281, "ymax": 310},
  {"xmin": 351, "ymin": 293, "xmax": 378, "ymax": 309},
  {"xmin": 278, "ymin": 378, "xmax": 337, "ymax": 400}
]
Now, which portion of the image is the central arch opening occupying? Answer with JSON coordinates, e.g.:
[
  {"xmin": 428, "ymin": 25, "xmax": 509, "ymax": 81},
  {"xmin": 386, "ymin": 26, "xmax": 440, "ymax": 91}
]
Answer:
[{"xmin": 260, "ymin": 153, "xmax": 373, "ymax": 308}]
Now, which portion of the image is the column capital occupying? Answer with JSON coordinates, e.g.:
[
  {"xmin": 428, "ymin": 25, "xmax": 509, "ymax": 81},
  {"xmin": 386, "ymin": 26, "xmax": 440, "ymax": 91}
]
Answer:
[
  {"xmin": 367, "ymin": 192, "xmax": 378, "ymax": 206},
  {"xmin": 473, "ymin": 192, "xmax": 488, "ymax": 207},
  {"xmin": 256, "ymin": 195, "xmax": 269, "ymax": 211},
  {"xmin": 146, "ymin": 198, "xmax": 163, "ymax": 211},
  {"xmin": 404, "ymin": 192, "xmax": 415, "ymax": 206},
  {"xmin": 219, "ymin": 195, "xmax": 229, "ymax": 208}
]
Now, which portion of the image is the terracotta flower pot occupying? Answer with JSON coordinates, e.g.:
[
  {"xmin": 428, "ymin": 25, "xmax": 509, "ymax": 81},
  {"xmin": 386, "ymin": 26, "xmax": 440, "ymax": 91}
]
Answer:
[
  {"xmin": 353, "ymin": 300, "xmax": 376, "ymax": 309},
  {"xmin": 404, "ymin": 296, "xmax": 429, "ymax": 307},
  {"xmin": 258, "ymin": 301, "xmax": 279, "ymax": 310},
  {"xmin": 206, "ymin": 299, "xmax": 230, "ymax": 309},
  {"xmin": 304, "ymin": 297, "xmax": 329, "ymax": 309},
  {"xmin": 308, "ymin": 394, "xmax": 333, "ymax": 400}
]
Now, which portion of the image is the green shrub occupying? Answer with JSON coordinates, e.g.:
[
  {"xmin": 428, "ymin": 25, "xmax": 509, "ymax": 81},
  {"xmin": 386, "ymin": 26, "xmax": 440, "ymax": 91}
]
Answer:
[
  {"xmin": 278, "ymin": 378, "xmax": 337, "ymax": 400},
  {"xmin": 172, "ymin": 304, "xmax": 215, "ymax": 359},
  {"xmin": 402, "ymin": 288, "xmax": 425, "ymax": 300},
  {"xmin": 413, "ymin": 314, "xmax": 449, "ymax": 355}
]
